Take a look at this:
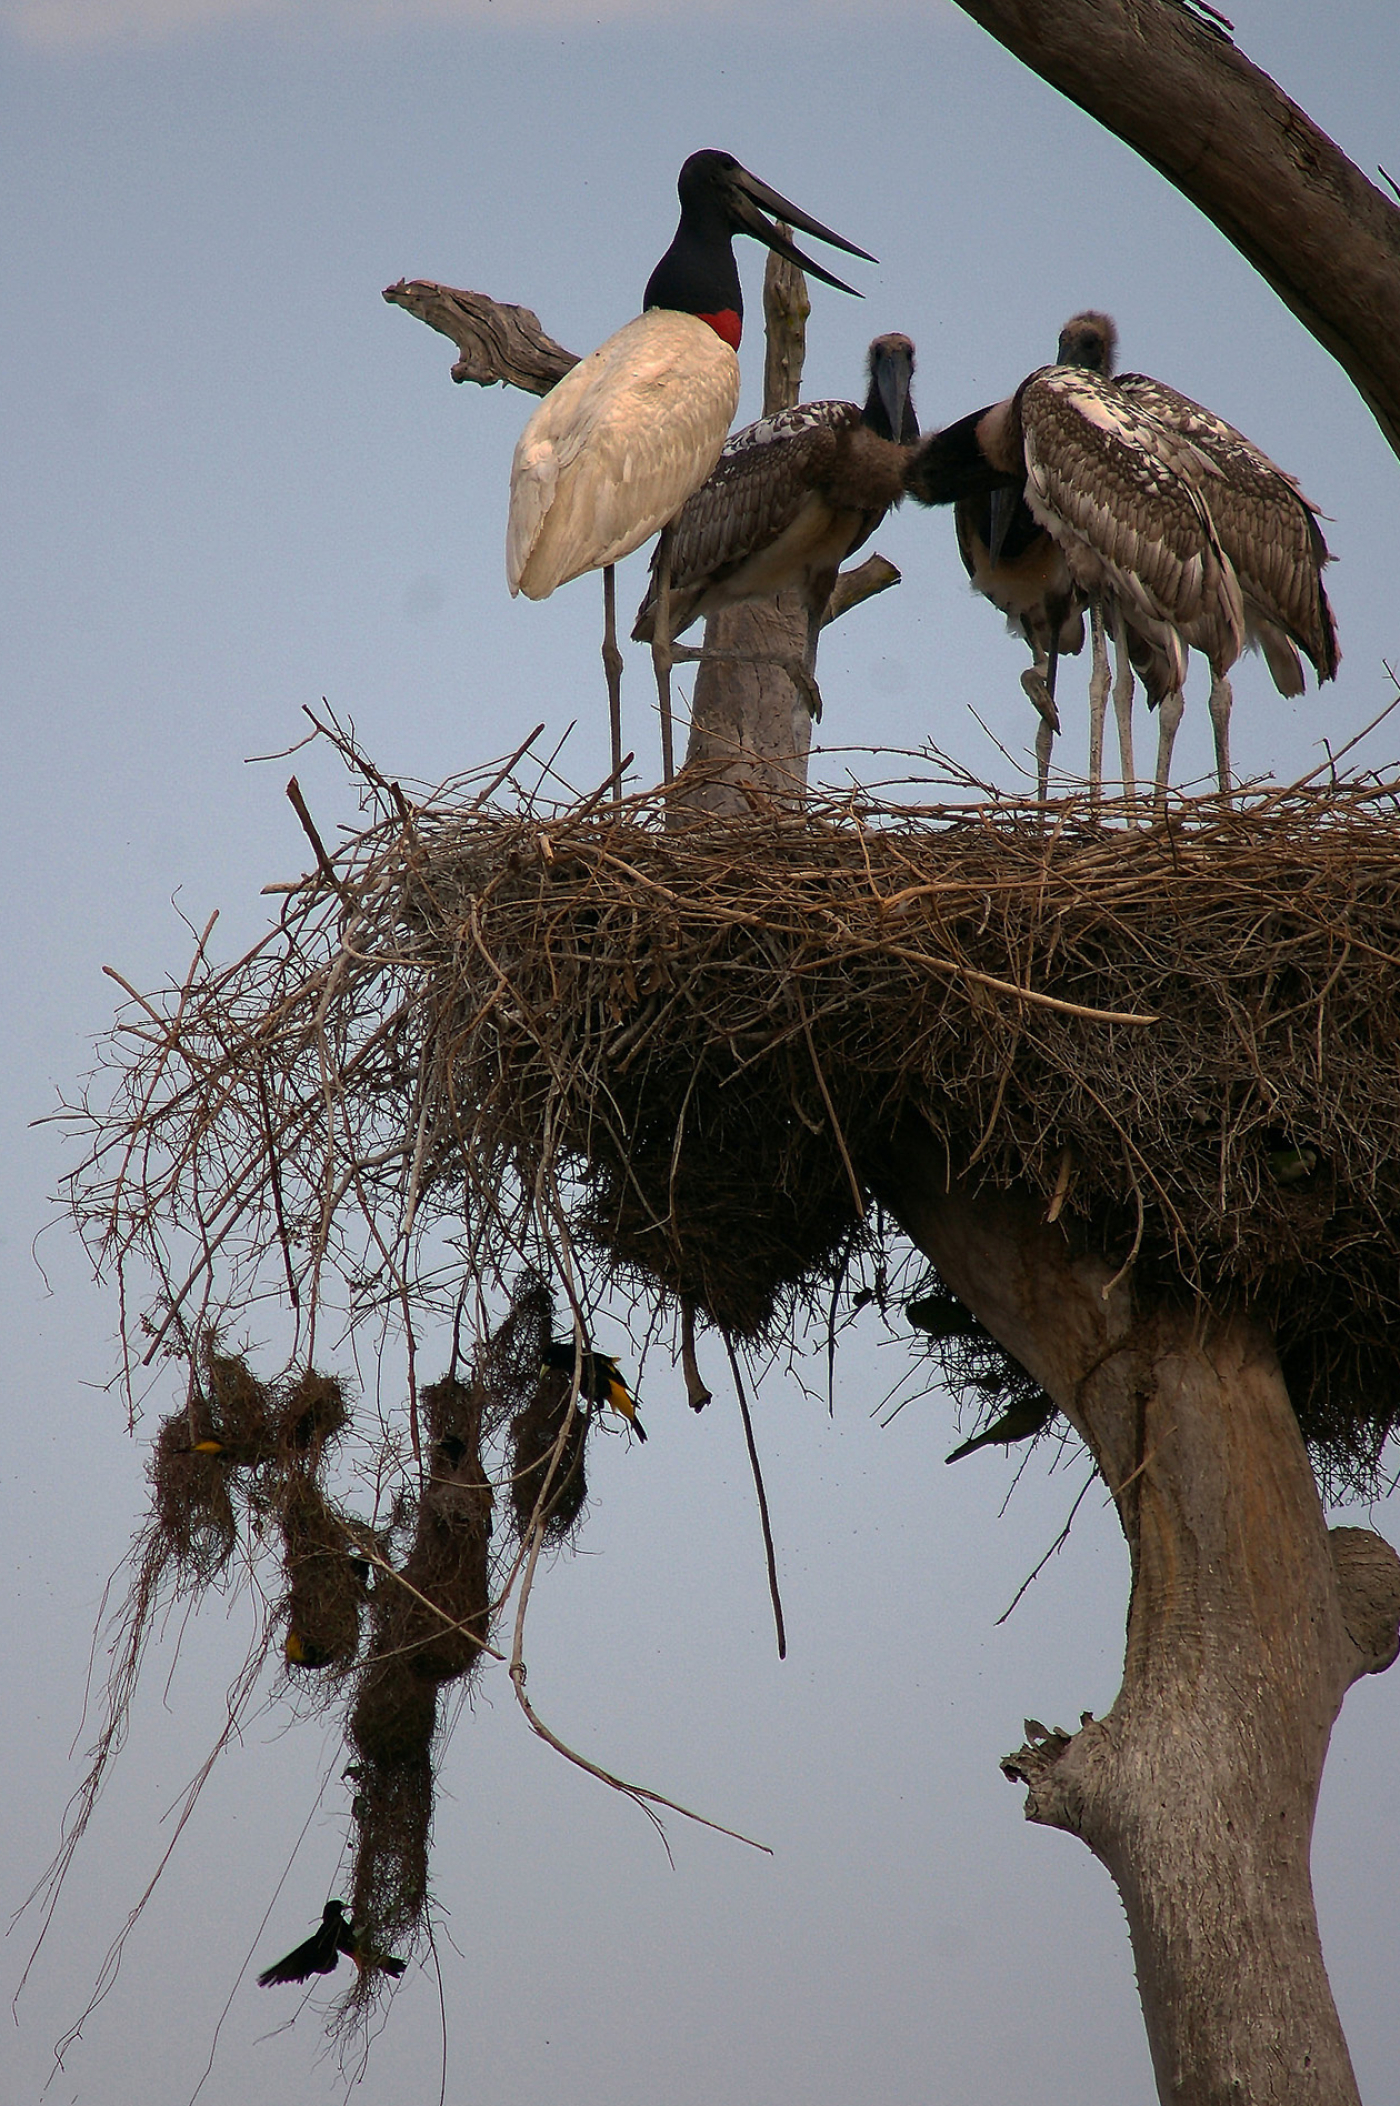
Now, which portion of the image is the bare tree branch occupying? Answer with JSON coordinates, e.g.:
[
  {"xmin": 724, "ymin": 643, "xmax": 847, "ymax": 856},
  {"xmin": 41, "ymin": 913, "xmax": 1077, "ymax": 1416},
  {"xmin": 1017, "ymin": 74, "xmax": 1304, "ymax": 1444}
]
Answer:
[
  {"xmin": 953, "ymin": 0, "xmax": 1400, "ymax": 459},
  {"xmin": 383, "ymin": 279, "xmax": 577, "ymax": 395}
]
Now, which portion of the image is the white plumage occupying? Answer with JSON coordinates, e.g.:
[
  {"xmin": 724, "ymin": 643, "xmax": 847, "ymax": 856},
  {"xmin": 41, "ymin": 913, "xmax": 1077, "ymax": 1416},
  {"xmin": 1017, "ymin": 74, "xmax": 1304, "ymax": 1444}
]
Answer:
[{"xmin": 507, "ymin": 310, "xmax": 740, "ymax": 600}]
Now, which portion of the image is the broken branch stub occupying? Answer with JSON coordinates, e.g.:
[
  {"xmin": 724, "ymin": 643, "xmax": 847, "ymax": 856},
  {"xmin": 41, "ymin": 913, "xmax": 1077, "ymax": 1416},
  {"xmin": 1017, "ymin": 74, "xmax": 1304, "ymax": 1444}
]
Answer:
[{"xmin": 384, "ymin": 279, "xmax": 578, "ymax": 395}]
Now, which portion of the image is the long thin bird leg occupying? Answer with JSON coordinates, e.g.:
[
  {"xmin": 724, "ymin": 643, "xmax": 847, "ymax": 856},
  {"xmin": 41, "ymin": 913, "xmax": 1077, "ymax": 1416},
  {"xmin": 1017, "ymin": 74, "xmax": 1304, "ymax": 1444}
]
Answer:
[
  {"xmin": 1020, "ymin": 642, "xmax": 1058, "ymax": 803},
  {"xmin": 602, "ymin": 565, "xmax": 623, "ymax": 805},
  {"xmin": 1153, "ymin": 688, "xmax": 1187, "ymax": 809},
  {"xmin": 1110, "ymin": 602, "xmax": 1138, "ymax": 805},
  {"xmin": 1087, "ymin": 602, "xmax": 1111, "ymax": 800},
  {"xmin": 651, "ymin": 525, "xmax": 676, "ymax": 785},
  {"xmin": 1207, "ymin": 665, "xmax": 1233, "ymax": 796}
]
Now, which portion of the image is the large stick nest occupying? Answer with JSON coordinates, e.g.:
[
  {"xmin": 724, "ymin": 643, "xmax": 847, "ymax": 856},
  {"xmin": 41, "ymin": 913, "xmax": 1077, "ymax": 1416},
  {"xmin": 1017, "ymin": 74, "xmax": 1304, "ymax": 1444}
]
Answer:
[{"xmin": 69, "ymin": 764, "xmax": 1400, "ymax": 1489}]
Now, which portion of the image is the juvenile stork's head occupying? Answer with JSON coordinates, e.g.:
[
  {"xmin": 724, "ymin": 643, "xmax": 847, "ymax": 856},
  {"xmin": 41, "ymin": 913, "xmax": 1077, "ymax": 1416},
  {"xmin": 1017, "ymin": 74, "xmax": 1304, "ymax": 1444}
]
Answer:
[
  {"xmin": 865, "ymin": 332, "xmax": 919, "ymax": 443},
  {"xmin": 1056, "ymin": 310, "xmax": 1119, "ymax": 375}
]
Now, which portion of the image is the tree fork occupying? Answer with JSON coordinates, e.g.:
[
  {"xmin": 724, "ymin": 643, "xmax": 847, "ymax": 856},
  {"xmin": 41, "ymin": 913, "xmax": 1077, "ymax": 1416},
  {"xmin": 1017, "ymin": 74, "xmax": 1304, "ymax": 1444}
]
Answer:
[{"xmin": 876, "ymin": 1114, "xmax": 1400, "ymax": 2106}]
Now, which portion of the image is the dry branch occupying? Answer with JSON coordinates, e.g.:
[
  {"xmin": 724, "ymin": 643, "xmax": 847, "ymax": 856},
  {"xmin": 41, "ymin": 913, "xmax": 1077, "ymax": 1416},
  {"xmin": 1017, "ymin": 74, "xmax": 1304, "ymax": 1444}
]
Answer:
[
  {"xmin": 384, "ymin": 279, "xmax": 577, "ymax": 394},
  {"xmin": 954, "ymin": 0, "xmax": 1400, "ymax": 458}
]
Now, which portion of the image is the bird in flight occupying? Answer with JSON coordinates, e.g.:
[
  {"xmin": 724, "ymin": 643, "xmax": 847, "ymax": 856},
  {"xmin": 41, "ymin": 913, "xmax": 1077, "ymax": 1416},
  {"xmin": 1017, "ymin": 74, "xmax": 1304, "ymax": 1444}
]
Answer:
[{"xmin": 256, "ymin": 1899, "xmax": 406, "ymax": 1987}]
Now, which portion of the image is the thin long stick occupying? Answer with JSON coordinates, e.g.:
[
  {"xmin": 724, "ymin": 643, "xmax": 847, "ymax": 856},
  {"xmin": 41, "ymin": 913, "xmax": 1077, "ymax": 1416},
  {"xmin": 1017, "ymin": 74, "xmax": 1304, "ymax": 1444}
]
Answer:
[{"xmin": 725, "ymin": 1336, "xmax": 787, "ymax": 1660}]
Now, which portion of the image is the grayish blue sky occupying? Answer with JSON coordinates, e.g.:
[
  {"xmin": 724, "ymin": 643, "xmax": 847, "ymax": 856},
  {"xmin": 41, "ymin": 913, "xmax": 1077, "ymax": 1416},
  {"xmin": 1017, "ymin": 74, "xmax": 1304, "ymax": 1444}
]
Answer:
[{"xmin": 4, "ymin": 3, "xmax": 1399, "ymax": 2100}]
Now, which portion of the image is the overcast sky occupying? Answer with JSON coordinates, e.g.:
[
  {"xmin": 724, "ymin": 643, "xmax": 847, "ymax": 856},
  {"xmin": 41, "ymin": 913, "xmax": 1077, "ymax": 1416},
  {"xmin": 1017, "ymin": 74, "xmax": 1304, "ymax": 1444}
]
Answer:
[{"xmin": 4, "ymin": 3, "xmax": 1400, "ymax": 2101}]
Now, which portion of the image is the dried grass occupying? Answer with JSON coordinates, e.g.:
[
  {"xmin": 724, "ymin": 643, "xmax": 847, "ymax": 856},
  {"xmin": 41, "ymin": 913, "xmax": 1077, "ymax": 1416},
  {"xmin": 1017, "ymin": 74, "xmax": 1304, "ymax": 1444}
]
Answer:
[{"xmin": 66, "ymin": 753, "xmax": 1400, "ymax": 1491}]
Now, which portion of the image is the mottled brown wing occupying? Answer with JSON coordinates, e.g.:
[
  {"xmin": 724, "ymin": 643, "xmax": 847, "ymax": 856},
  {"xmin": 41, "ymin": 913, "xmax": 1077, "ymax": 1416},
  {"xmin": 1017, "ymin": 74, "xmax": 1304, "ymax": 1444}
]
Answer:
[
  {"xmin": 1019, "ymin": 368, "xmax": 1242, "ymax": 658},
  {"xmin": 634, "ymin": 403, "xmax": 850, "ymax": 640},
  {"xmin": 1117, "ymin": 373, "xmax": 1338, "ymax": 680}
]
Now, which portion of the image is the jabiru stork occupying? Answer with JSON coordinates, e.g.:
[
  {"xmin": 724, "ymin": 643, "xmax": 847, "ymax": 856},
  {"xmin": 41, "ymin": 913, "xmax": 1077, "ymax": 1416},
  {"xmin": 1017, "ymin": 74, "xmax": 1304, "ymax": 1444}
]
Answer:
[
  {"xmin": 506, "ymin": 150, "xmax": 873, "ymax": 787},
  {"xmin": 629, "ymin": 333, "xmax": 917, "ymax": 719},
  {"xmin": 1055, "ymin": 310, "xmax": 1339, "ymax": 790},
  {"xmin": 903, "ymin": 401, "xmax": 1085, "ymax": 796},
  {"xmin": 906, "ymin": 360, "xmax": 1245, "ymax": 803}
]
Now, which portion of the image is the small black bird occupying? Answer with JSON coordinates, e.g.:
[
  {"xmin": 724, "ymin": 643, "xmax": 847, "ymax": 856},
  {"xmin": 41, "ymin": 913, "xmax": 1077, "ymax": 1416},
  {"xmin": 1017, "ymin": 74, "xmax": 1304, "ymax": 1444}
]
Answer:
[
  {"xmin": 256, "ymin": 1899, "xmax": 406, "ymax": 1986},
  {"xmin": 542, "ymin": 1340, "xmax": 646, "ymax": 1440},
  {"xmin": 945, "ymin": 1393, "xmax": 1056, "ymax": 1465}
]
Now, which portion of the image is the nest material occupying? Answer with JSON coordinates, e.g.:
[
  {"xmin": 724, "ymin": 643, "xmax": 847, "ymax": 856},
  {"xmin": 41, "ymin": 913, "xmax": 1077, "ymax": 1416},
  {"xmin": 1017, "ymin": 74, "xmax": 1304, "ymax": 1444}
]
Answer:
[
  {"xmin": 280, "ymin": 1478, "xmax": 365, "ymax": 1672},
  {"xmin": 72, "ymin": 773, "xmax": 1400, "ymax": 1490},
  {"xmin": 509, "ymin": 1368, "xmax": 590, "ymax": 1540},
  {"xmin": 150, "ymin": 1413, "xmax": 237, "ymax": 1579},
  {"xmin": 348, "ymin": 1743, "xmax": 434, "ymax": 1959},
  {"xmin": 382, "ymin": 1375, "xmax": 493, "ymax": 1683}
]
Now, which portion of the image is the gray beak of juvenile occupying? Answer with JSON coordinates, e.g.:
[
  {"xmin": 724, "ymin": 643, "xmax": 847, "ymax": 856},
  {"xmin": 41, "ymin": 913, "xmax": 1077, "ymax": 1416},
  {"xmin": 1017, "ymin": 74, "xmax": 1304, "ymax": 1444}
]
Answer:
[{"xmin": 875, "ymin": 340, "xmax": 915, "ymax": 441}]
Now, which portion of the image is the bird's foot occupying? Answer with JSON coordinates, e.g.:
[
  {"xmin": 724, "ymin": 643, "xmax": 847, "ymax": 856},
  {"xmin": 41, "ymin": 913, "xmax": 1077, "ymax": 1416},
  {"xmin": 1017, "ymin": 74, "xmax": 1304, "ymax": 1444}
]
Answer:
[
  {"xmin": 670, "ymin": 644, "xmax": 824, "ymax": 720},
  {"xmin": 1020, "ymin": 667, "xmax": 1060, "ymax": 732}
]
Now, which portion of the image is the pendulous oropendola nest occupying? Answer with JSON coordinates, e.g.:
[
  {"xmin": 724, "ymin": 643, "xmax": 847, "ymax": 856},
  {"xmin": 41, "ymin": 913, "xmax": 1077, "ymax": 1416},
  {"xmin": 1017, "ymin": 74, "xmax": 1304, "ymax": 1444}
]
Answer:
[{"xmin": 53, "ymin": 728, "xmax": 1400, "ymax": 2014}]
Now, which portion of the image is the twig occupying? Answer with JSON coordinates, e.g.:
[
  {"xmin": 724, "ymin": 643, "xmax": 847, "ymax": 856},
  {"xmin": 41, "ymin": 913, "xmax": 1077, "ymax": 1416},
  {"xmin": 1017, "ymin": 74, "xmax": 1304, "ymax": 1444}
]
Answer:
[
  {"xmin": 285, "ymin": 776, "xmax": 350, "ymax": 904},
  {"xmin": 994, "ymin": 1468, "xmax": 1097, "ymax": 1625},
  {"xmin": 725, "ymin": 1336, "xmax": 787, "ymax": 1661}
]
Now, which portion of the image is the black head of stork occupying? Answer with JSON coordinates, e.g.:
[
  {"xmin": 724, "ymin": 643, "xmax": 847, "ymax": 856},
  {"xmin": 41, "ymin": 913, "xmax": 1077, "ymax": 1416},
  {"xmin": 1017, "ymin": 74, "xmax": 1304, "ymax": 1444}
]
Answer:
[
  {"xmin": 864, "ymin": 330, "xmax": 919, "ymax": 444},
  {"xmin": 643, "ymin": 150, "xmax": 875, "ymax": 343}
]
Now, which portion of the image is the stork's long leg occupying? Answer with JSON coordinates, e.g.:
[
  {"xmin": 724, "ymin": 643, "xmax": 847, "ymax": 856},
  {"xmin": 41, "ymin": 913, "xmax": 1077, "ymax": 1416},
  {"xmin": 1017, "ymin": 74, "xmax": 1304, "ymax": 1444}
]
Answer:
[
  {"xmin": 602, "ymin": 565, "xmax": 624, "ymax": 805},
  {"xmin": 1087, "ymin": 603, "xmax": 1110, "ymax": 799},
  {"xmin": 1110, "ymin": 603, "xmax": 1138, "ymax": 804},
  {"xmin": 1207, "ymin": 666, "xmax": 1233, "ymax": 796},
  {"xmin": 651, "ymin": 524, "xmax": 676, "ymax": 785},
  {"xmin": 1153, "ymin": 688, "xmax": 1187, "ymax": 808},
  {"xmin": 1021, "ymin": 641, "xmax": 1058, "ymax": 803}
]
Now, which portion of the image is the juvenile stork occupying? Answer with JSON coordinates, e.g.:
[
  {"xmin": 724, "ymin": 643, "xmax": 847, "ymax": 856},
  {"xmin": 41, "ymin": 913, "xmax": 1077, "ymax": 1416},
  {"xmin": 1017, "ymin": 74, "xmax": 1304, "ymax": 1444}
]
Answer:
[
  {"xmin": 903, "ymin": 404, "xmax": 1084, "ymax": 796},
  {"xmin": 906, "ymin": 361, "xmax": 1245, "ymax": 802},
  {"xmin": 1056, "ymin": 310, "xmax": 1339, "ymax": 787},
  {"xmin": 630, "ymin": 333, "xmax": 917, "ymax": 716},
  {"xmin": 506, "ymin": 151, "xmax": 873, "ymax": 784}
]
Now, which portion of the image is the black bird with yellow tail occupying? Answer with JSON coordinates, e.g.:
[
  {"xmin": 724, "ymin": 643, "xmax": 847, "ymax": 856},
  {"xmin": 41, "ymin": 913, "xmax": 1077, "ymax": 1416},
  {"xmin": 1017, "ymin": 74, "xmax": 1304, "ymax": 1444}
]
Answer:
[{"xmin": 542, "ymin": 1339, "xmax": 646, "ymax": 1441}]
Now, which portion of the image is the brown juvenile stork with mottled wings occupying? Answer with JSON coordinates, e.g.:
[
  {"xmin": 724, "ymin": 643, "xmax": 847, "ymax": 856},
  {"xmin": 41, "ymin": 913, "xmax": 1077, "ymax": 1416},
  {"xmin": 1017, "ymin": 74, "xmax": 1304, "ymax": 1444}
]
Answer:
[
  {"xmin": 1056, "ymin": 310, "xmax": 1339, "ymax": 790},
  {"xmin": 907, "ymin": 350, "xmax": 1245, "ymax": 801},
  {"xmin": 632, "ymin": 333, "xmax": 917, "ymax": 716}
]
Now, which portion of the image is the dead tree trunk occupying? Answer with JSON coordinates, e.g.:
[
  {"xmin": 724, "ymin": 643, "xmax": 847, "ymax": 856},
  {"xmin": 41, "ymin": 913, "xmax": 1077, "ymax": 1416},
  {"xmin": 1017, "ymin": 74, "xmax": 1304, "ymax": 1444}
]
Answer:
[
  {"xmin": 951, "ymin": 0, "xmax": 1400, "ymax": 462},
  {"xmin": 877, "ymin": 1116, "xmax": 1400, "ymax": 2105}
]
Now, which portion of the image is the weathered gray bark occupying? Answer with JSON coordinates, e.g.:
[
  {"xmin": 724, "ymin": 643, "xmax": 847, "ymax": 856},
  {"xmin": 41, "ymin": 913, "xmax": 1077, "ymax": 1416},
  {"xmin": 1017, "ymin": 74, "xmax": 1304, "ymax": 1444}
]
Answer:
[
  {"xmin": 876, "ymin": 1116, "xmax": 1400, "ymax": 2105},
  {"xmin": 952, "ymin": 0, "xmax": 1400, "ymax": 461},
  {"xmin": 383, "ymin": 279, "xmax": 576, "ymax": 395}
]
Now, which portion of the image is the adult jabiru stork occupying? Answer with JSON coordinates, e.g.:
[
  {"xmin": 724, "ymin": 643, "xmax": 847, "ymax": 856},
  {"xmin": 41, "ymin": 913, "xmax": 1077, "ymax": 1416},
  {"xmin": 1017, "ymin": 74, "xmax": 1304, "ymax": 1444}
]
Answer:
[
  {"xmin": 506, "ymin": 150, "xmax": 873, "ymax": 787},
  {"xmin": 1055, "ymin": 310, "xmax": 1339, "ymax": 790},
  {"xmin": 629, "ymin": 333, "xmax": 917, "ymax": 719},
  {"xmin": 906, "ymin": 362, "xmax": 1245, "ymax": 803}
]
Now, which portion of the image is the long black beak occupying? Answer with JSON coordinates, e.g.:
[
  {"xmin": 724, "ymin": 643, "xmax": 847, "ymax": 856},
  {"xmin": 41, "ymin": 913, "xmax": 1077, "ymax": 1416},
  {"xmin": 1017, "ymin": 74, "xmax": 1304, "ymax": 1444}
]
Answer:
[{"xmin": 727, "ymin": 163, "xmax": 875, "ymax": 295}]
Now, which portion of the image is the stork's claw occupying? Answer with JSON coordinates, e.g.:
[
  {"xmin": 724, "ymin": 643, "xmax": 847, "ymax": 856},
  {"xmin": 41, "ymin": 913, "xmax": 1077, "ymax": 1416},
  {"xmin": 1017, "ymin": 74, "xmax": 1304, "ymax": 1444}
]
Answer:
[{"xmin": 1020, "ymin": 667, "xmax": 1060, "ymax": 732}]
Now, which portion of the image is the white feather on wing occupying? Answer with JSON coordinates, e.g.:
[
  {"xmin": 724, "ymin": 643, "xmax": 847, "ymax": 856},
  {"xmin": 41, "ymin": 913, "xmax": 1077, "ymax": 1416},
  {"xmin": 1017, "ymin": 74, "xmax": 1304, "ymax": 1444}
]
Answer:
[{"xmin": 507, "ymin": 310, "xmax": 740, "ymax": 600}]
